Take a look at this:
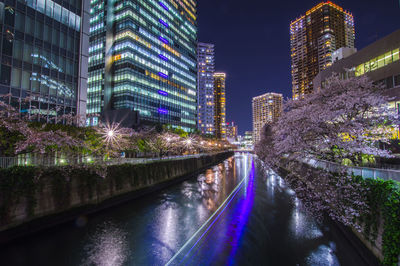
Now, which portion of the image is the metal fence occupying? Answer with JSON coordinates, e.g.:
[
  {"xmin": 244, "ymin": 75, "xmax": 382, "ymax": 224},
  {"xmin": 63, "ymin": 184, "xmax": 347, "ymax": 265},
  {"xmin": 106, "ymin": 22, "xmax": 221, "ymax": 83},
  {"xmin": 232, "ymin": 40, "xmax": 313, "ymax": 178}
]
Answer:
[
  {"xmin": 0, "ymin": 157, "xmax": 19, "ymax": 169},
  {"xmin": 304, "ymin": 158, "xmax": 400, "ymax": 182},
  {"xmin": 0, "ymin": 152, "xmax": 220, "ymax": 169}
]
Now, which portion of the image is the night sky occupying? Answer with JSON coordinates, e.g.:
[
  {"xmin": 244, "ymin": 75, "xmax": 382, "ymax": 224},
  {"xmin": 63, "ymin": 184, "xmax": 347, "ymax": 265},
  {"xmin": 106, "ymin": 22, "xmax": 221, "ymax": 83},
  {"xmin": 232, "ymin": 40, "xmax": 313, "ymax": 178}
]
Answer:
[{"xmin": 197, "ymin": 0, "xmax": 400, "ymax": 135}]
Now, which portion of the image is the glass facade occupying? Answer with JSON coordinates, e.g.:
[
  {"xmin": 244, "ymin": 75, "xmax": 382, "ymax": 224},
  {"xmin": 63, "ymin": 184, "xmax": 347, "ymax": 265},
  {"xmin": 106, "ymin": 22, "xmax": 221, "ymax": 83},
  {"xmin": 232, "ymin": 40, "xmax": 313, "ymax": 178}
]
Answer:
[
  {"xmin": 87, "ymin": 0, "xmax": 197, "ymax": 131},
  {"xmin": 0, "ymin": 0, "xmax": 88, "ymax": 122}
]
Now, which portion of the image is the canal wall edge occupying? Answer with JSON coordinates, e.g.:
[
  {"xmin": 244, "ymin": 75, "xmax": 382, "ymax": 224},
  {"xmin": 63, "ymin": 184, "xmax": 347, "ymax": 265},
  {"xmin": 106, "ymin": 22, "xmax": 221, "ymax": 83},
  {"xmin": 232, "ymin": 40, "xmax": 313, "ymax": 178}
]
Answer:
[
  {"xmin": 274, "ymin": 163, "xmax": 382, "ymax": 266},
  {"xmin": 0, "ymin": 151, "xmax": 234, "ymax": 244}
]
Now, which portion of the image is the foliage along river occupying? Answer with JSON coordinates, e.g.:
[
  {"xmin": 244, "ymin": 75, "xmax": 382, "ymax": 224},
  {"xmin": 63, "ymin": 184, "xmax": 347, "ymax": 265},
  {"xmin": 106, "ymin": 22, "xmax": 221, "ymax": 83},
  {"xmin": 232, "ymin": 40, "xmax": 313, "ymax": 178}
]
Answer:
[{"xmin": 0, "ymin": 153, "xmax": 372, "ymax": 265}]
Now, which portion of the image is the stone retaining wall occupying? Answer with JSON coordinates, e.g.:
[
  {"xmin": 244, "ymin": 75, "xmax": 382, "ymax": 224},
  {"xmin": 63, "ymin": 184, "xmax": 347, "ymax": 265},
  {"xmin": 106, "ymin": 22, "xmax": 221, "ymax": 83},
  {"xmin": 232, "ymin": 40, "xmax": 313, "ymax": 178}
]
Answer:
[{"xmin": 0, "ymin": 151, "xmax": 233, "ymax": 243}]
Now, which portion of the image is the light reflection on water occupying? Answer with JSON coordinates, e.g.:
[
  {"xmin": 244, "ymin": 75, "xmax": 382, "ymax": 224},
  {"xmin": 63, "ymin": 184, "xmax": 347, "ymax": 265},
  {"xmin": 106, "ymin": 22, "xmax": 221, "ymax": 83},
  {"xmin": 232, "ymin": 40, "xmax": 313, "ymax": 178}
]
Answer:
[
  {"xmin": 81, "ymin": 222, "xmax": 128, "ymax": 266},
  {"xmin": 262, "ymin": 162, "xmax": 340, "ymax": 266},
  {"xmin": 306, "ymin": 243, "xmax": 340, "ymax": 266}
]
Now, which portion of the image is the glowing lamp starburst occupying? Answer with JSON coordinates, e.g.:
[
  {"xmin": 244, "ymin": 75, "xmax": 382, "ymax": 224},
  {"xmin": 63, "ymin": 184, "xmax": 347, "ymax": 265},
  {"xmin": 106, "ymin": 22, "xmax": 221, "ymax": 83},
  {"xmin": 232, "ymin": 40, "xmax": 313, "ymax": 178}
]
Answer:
[{"xmin": 98, "ymin": 123, "xmax": 125, "ymax": 149}]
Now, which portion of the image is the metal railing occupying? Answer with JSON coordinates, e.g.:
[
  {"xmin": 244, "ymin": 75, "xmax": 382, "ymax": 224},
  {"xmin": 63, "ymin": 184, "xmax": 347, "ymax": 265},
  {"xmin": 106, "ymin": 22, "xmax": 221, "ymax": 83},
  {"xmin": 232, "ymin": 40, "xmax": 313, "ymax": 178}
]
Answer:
[
  {"xmin": 304, "ymin": 158, "xmax": 400, "ymax": 182},
  {"xmin": 104, "ymin": 153, "xmax": 211, "ymax": 166},
  {"xmin": 0, "ymin": 152, "xmax": 225, "ymax": 169},
  {"xmin": 0, "ymin": 157, "xmax": 19, "ymax": 169}
]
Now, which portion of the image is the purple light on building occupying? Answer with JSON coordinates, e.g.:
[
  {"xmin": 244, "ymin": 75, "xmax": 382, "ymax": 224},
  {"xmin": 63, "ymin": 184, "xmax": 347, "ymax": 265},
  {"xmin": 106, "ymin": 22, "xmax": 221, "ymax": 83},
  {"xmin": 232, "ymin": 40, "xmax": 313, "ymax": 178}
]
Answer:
[
  {"xmin": 159, "ymin": 36, "xmax": 169, "ymax": 44},
  {"xmin": 158, "ymin": 108, "xmax": 168, "ymax": 114},
  {"xmin": 159, "ymin": 19, "xmax": 169, "ymax": 28},
  {"xmin": 159, "ymin": 2, "xmax": 169, "ymax": 11},
  {"xmin": 159, "ymin": 54, "xmax": 168, "ymax": 61},
  {"xmin": 158, "ymin": 72, "xmax": 168, "ymax": 79},
  {"xmin": 158, "ymin": 90, "xmax": 168, "ymax": 96}
]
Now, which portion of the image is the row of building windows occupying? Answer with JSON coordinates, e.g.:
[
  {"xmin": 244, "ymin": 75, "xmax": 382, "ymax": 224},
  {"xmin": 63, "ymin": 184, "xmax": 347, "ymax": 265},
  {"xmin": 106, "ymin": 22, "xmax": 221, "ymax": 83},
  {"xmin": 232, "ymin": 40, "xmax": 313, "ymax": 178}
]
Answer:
[
  {"xmin": 139, "ymin": 0, "xmax": 196, "ymax": 44},
  {"xmin": 23, "ymin": 0, "xmax": 81, "ymax": 31},
  {"xmin": 375, "ymin": 74, "xmax": 400, "ymax": 90},
  {"xmin": 114, "ymin": 8, "xmax": 195, "ymax": 66},
  {"xmin": 111, "ymin": 96, "xmax": 195, "ymax": 126},
  {"xmin": 113, "ymin": 41, "xmax": 196, "ymax": 90},
  {"xmin": 355, "ymin": 48, "xmax": 400, "ymax": 76},
  {"xmin": 112, "ymin": 80, "xmax": 195, "ymax": 111},
  {"xmin": 7, "ymin": 13, "xmax": 81, "ymax": 55},
  {"xmin": 0, "ymin": 84, "xmax": 76, "ymax": 106},
  {"xmin": 113, "ymin": 69, "xmax": 195, "ymax": 102},
  {"xmin": 114, "ymin": 40, "xmax": 189, "ymax": 73},
  {"xmin": 8, "ymin": 40, "xmax": 79, "ymax": 76}
]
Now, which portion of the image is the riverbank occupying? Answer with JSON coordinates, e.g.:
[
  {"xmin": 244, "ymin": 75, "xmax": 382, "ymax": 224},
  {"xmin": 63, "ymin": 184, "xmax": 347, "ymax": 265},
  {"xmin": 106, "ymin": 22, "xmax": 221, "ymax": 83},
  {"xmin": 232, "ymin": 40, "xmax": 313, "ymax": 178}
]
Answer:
[
  {"xmin": 275, "ymin": 165, "xmax": 380, "ymax": 266},
  {"xmin": 0, "ymin": 151, "xmax": 233, "ymax": 244},
  {"xmin": 274, "ymin": 159, "xmax": 400, "ymax": 265}
]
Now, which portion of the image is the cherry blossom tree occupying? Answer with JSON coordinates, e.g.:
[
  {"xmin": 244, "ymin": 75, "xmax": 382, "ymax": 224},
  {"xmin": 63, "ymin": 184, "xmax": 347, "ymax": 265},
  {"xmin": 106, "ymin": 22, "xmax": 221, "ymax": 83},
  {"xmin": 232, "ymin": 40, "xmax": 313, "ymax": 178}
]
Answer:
[
  {"xmin": 0, "ymin": 96, "xmax": 84, "ymax": 156},
  {"xmin": 271, "ymin": 74, "xmax": 397, "ymax": 164},
  {"xmin": 255, "ymin": 75, "xmax": 398, "ymax": 227}
]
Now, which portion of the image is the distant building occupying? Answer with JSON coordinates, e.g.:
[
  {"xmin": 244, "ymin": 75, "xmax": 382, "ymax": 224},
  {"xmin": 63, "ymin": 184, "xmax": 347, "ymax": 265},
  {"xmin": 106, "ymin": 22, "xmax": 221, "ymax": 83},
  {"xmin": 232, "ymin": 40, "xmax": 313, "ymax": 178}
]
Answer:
[
  {"xmin": 0, "ymin": 0, "xmax": 90, "ymax": 123},
  {"xmin": 313, "ymin": 29, "xmax": 400, "ymax": 103},
  {"xmin": 226, "ymin": 121, "xmax": 238, "ymax": 142},
  {"xmin": 290, "ymin": 1, "xmax": 355, "ymax": 99},
  {"xmin": 252, "ymin": 92, "xmax": 283, "ymax": 144},
  {"xmin": 86, "ymin": 0, "xmax": 198, "ymax": 131},
  {"xmin": 244, "ymin": 131, "xmax": 253, "ymax": 149},
  {"xmin": 214, "ymin": 72, "xmax": 226, "ymax": 139},
  {"xmin": 197, "ymin": 43, "xmax": 215, "ymax": 135},
  {"xmin": 232, "ymin": 134, "xmax": 243, "ymax": 148},
  {"xmin": 332, "ymin": 47, "xmax": 357, "ymax": 63}
]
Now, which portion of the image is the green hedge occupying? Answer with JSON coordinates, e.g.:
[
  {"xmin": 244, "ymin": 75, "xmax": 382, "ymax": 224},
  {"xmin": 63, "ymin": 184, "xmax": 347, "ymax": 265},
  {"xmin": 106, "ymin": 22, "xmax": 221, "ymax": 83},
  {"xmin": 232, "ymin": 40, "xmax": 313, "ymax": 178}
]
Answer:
[
  {"xmin": 357, "ymin": 177, "xmax": 400, "ymax": 265},
  {"xmin": 0, "ymin": 166, "xmax": 38, "ymax": 224}
]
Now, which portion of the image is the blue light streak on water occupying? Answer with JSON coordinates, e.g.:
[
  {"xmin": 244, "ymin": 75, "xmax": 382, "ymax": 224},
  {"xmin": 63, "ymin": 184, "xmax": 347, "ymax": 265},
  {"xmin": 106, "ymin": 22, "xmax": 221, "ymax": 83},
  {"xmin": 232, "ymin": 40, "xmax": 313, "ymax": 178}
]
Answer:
[
  {"xmin": 227, "ymin": 160, "xmax": 255, "ymax": 264},
  {"xmin": 177, "ymin": 180, "xmax": 246, "ymax": 265},
  {"xmin": 166, "ymin": 155, "xmax": 251, "ymax": 266}
]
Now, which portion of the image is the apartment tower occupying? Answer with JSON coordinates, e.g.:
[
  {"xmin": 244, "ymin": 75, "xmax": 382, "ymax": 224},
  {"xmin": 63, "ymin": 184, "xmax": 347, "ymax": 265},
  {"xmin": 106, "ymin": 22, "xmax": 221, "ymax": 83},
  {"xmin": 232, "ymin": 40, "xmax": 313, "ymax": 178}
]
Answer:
[
  {"xmin": 290, "ymin": 1, "xmax": 354, "ymax": 99},
  {"xmin": 226, "ymin": 121, "xmax": 238, "ymax": 141},
  {"xmin": 252, "ymin": 92, "xmax": 282, "ymax": 144},
  {"xmin": 87, "ymin": 0, "xmax": 198, "ymax": 132},
  {"xmin": 213, "ymin": 72, "xmax": 226, "ymax": 139},
  {"xmin": 197, "ymin": 42, "xmax": 215, "ymax": 135}
]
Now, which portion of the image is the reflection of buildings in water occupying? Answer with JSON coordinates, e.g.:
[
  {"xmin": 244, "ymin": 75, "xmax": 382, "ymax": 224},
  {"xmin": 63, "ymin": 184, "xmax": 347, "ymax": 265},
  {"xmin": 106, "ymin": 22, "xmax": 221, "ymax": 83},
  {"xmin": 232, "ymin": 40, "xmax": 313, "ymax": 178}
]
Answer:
[
  {"xmin": 205, "ymin": 169, "xmax": 214, "ymax": 184},
  {"xmin": 197, "ymin": 157, "xmax": 237, "ymax": 211},
  {"xmin": 204, "ymin": 192, "xmax": 217, "ymax": 210},
  {"xmin": 197, "ymin": 164, "xmax": 224, "ymax": 211}
]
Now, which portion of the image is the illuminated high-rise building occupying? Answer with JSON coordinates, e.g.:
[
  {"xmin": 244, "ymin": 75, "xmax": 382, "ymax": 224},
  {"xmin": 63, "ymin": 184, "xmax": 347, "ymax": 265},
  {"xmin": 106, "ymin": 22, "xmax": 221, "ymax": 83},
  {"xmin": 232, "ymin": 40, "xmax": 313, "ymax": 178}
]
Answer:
[
  {"xmin": 290, "ymin": 1, "xmax": 354, "ymax": 99},
  {"xmin": 197, "ymin": 42, "xmax": 215, "ymax": 135},
  {"xmin": 226, "ymin": 121, "xmax": 238, "ymax": 141},
  {"xmin": 86, "ymin": 0, "xmax": 198, "ymax": 131},
  {"xmin": 213, "ymin": 72, "xmax": 226, "ymax": 139},
  {"xmin": 252, "ymin": 92, "xmax": 282, "ymax": 144},
  {"xmin": 0, "ymin": 0, "xmax": 89, "ymax": 122}
]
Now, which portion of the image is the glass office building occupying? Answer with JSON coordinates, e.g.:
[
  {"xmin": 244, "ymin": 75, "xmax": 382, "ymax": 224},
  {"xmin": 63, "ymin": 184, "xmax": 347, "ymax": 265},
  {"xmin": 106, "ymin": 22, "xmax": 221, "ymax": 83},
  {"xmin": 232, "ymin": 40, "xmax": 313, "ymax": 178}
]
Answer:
[
  {"xmin": 86, "ymin": 0, "xmax": 198, "ymax": 131},
  {"xmin": 0, "ymin": 0, "xmax": 89, "ymax": 122}
]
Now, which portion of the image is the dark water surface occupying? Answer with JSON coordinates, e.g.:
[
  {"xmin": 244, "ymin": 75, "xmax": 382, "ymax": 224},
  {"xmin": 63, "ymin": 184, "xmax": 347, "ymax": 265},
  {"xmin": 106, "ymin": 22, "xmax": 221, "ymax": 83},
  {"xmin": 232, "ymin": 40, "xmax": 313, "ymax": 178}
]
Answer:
[{"xmin": 1, "ymin": 153, "xmax": 369, "ymax": 265}]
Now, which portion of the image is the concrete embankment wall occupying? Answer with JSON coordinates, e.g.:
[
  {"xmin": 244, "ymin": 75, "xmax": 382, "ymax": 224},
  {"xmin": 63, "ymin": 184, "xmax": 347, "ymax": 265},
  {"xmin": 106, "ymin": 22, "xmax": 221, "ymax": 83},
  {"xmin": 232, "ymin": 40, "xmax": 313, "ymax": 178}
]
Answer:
[{"xmin": 0, "ymin": 151, "xmax": 233, "ymax": 243}]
